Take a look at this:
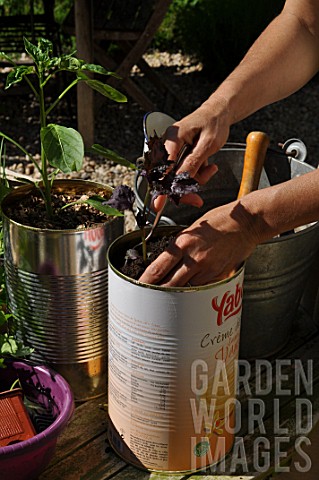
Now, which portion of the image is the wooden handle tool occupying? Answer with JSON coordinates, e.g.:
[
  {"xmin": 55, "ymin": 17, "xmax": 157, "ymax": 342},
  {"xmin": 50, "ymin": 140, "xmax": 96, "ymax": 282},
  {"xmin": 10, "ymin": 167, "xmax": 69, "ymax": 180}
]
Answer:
[{"xmin": 237, "ymin": 131, "xmax": 270, "ymax": 199}]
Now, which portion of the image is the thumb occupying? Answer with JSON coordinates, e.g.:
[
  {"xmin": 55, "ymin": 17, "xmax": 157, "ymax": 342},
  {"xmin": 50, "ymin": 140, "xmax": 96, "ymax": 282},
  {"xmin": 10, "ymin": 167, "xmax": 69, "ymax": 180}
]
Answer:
[{"xmin": 153, "ymin": 195, "xmax": 167, "ymax": 212}]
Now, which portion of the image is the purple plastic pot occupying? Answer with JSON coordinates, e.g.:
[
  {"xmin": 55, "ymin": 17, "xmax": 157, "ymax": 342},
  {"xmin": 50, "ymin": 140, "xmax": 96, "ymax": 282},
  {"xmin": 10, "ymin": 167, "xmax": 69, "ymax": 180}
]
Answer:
[{"xmin": 0, "ymin": 360, "xmax": 74, "ymax": 480}]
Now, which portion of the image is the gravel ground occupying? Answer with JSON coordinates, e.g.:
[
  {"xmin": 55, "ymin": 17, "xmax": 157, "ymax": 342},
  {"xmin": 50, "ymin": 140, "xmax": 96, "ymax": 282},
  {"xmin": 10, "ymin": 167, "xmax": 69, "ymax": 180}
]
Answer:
[{"xmin": 1, "ymin": 51, "xmax": 319, "ymax": 230}]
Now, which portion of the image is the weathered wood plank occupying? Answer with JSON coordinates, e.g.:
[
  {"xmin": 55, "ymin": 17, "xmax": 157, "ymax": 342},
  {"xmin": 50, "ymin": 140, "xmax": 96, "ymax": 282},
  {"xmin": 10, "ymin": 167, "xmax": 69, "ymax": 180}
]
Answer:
[
  {"xmin": 41, "ymin": 433, "xmax": 126, "ymax": 480},
  {"xmin": 237, "ymin": 332, "xmax": 319, "ymax": 436},
  {"xmin": 110, "ymin": 0, "xmax": 172, "ymax": 81},
  {"xmin": 75, "ymin": 0, "xmax": 95, "ymax": 148},
  {"xmin": 40, "ymin": 395, "xmax": 107, "ymax": 473},
  {"xmin": 94, "ymin": 42, "xmax": 155, "ymax": 111},
  {"xmin": 209, "ymin": 378, "xmax": 319, "ymax": 476}
]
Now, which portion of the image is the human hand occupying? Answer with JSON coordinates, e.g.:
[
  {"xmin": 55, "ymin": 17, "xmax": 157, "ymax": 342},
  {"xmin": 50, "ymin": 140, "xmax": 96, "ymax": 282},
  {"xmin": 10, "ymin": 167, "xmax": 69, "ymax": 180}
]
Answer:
[
  {"xmin": 139, "ymin": 199, "xmax": 258, "ymax": 287},
  {"xmin": 153, "ymin": 97, "xmax": 231, "ymax": 211}
]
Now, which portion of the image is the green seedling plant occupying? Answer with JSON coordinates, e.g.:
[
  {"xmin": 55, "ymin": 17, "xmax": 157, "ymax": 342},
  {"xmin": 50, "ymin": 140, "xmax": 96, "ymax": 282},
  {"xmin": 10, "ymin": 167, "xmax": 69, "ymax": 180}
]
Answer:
[
  {"xmin": 0, "ymin": 308, "xmax": 34, "ymax": 369},
  {"xmin": 0, "ymin": 37, "xmax": 127, "ymax": 218}
]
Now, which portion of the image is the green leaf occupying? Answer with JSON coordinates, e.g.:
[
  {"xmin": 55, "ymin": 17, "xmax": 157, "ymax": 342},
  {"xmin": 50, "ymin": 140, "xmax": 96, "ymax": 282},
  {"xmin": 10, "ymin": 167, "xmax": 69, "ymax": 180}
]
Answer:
[
  {"xmin": 90, "ymin": 144, "xmax": 137, "ymax": 170},
  {"xmin": 0, "ymin": 332, "xmax": 34, "ymax": 359},
  {"xmin": 47, "ymin": 56, "xmax": 61, "ymax": 69},
  {"xmin": 84, "ymin": 79, "xmax": 127, "ymax": 102},
  {"xmin": 81, "ymin": 63, "xmax": 121, "ymax": 78},
  {"xmin": 85, "ymin": 197, "xmax": 124, "ymax": 216},
  {"xmin": 0, "ymin": 51, "xmax": 15, "ymax": 64},
  {"xmin": 23, "ymin": 37, "xmax": 52, "ymax": 66},
  {"xmin": 62, "ymin": 196, "xmax": 124, "ymax": 217},
  {"xmin": 5, "ymin": 65, "xmax": 34, "ymax": 89},
  {"xmin": 59, "ymin": 55, "xmax": 83, "ymax": 71},
  {"xmin": 12, "ymin": 343, "xmax": 34, "ymax": 358},
  {"xmin": 41, "ymin": 125, "xmax": 84, "ymax": 173},
  {"xmin": 0, "ymin": 334, "xmax": 17, "ymax": 355},
  {"xmin": 23, "ymin": 37, "xmax": 39, "ymax": 63},
  {"xmin": 38, "ymin": 37, "xmax": 53, "ymax": 56},
  {"xmin": 76, "ymin": 70, "xmax": 89, "ymax": 80}
]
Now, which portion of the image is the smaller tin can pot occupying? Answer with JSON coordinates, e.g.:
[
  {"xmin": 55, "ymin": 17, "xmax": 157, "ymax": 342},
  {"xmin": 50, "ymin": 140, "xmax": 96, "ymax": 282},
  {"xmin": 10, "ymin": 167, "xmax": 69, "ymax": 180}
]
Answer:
[{"xmin": 107, "ymin": 227, "xmax": 244, "ymax": 473}]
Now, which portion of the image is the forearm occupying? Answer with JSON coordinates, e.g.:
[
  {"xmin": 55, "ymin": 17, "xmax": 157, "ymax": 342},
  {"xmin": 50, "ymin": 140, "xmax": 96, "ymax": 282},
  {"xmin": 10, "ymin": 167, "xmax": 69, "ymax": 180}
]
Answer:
[
  {"xmin": 206, "ymin": 0, "xmax": 319, "ymax": 125},
  {"xmin": 139, "ymin": 168, "xmax": 319, "ymax": 287},
  {"xmin": 238, "ymin": 168, "xmax": 319, "ymax": 242}
]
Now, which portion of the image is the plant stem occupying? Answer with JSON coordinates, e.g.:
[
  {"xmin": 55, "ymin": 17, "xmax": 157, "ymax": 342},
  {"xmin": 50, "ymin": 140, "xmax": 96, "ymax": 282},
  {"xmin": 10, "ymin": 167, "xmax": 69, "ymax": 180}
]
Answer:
[
  {"xmin": 10, "ymin": 378, "xmax": 20, "ymax": 391},
  {"xmin": 140, "ymin": 186, "xmax": 152, "ymax": 264},
  {"xmin": 38, "ymin": 73, "xmax": 53, "ymax": 217},
  {"xmin": 141, "ymin": 227, "xmax": 148, "ymax": 264},
  {"xmin": 0, "ymin": 133, "xmax": 42, "ymax": 175},
  {"xmin": 24, "ymin": 75, "xmax": 40, "ymax": 101},
  {"xmin": 143, "ymin": 186, "xmax": 151, "ymax": 222},
  {"xmin": 46, "ymin": 78, "xmax": 79, "ymax": 116}
]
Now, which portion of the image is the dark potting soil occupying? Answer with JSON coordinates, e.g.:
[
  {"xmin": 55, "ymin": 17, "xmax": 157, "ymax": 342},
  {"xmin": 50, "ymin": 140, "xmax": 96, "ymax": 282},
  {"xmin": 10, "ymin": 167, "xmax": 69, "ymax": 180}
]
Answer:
[
  {"xmin": 4, "ymin": 190, "xmax": 111, "ymax": 230},
  {"xmin": 120, "ymin": 235, "xmax": 174, "ymax": 280}
]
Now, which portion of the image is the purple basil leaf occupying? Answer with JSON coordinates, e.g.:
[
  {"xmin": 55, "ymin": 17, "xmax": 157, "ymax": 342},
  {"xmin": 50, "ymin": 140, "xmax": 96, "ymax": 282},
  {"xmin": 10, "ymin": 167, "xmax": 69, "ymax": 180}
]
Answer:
[
  {"xmin": 106, "ymin": 185, "xmax": 135, "ymax": 212},
  {"xmin": 150, "ymin": 169, "xmax": 175, "ymax": 198},
  {"xmin": 146, "ymin": 165, "xmax": 168, "ymax": 183},
  {"xmin": 169, "ymin": 172, "xmax": 200, "ymax": 205},
  {"xmin": 143, "ymin": 134, "xmax": 170, "ymax": 172}
]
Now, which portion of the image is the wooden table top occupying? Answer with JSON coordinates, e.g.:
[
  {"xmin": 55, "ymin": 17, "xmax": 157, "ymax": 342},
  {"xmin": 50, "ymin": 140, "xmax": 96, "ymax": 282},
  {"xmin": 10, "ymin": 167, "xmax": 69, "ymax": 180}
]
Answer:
[{"xmin": 40, "ymin": 308, "xmax": 319, "ymax": 480}]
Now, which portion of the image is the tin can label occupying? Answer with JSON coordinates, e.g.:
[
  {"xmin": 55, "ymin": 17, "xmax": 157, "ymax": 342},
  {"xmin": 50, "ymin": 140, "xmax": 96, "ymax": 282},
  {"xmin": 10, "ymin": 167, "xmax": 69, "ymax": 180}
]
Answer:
[{"xmin": 108, "ymin": 267, "xmax": 244, "ymax": 472}]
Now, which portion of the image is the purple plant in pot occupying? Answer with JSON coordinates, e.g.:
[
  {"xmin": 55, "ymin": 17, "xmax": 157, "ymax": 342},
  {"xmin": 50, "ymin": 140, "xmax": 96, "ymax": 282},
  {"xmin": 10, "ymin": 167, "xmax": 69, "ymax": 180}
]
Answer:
[{"xmin": 0, "ymin": 360, "xmax": 74, "ymax": 480}]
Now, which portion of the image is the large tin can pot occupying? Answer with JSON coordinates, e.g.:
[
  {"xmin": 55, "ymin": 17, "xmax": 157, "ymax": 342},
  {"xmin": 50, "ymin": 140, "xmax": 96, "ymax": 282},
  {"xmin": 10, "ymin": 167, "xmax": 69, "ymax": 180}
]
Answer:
[
  {"xmin": 107, "ymin": 226, "xmax": 244, "ymax": 473},
  {"xmin": 1, "ymin": 179, "xmax": 124, "ymax": 401},
  {"xmin": 135, "ymin": 144, "xmax": 319, "ymax": 359}
]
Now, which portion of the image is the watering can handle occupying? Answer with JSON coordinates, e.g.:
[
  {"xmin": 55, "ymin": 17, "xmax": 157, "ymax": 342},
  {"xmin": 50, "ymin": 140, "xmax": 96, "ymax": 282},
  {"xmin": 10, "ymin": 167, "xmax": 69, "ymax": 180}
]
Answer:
[{"xmin": 237, "ymin": 131, "xmax": 270, "ymax": 199}]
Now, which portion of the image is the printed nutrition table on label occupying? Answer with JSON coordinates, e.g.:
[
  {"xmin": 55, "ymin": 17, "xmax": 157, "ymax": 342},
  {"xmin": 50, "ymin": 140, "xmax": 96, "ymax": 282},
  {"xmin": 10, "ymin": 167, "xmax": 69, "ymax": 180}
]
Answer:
[{"xmin": 40, "ymin": 307, "xmax": 319, "ymax": 480}]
